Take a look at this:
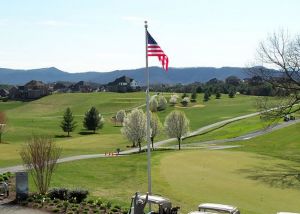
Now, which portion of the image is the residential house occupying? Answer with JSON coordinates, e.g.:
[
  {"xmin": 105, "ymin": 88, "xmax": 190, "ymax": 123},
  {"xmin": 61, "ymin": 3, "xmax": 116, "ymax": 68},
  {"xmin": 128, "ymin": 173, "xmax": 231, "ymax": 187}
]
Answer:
[
  {"xmin": 69, "ymin": 81, "xmax": 93, "ymax": 93},
  {"xmin": 0, "ymin": 89, "xmax": 9, "ymax": 97},
  {"xmin": 106, "ymin": 76, "xmax": 139, "ymax": 92}
]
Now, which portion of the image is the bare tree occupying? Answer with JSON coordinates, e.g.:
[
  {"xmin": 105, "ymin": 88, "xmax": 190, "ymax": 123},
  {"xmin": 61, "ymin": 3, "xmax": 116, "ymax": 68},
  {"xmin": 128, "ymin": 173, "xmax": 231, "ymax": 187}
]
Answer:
[
  {"xmin": 0, "ymin": 112, "xmax": 6, "ymax": 143},
  {"xmin": 116, "ymin": 110, "xmax": 126, "ymax": 126},
  {"xmin": 121, "ymin": 109, "xmax": 146, "ymax": 152},
  {"xmin": 164, "ymin": 110, "xmax": 189, "ymax": 150},
  {"xmin": 20, "ymin": 136, "xmax": 62, "ymax": 194},
  {"xmin": 150, "ymin": 112, "xmax": 162, "ymax": 150},
  {"xmin": 251, "ymin": 30, "xmax": 300, "ymax": 121}
]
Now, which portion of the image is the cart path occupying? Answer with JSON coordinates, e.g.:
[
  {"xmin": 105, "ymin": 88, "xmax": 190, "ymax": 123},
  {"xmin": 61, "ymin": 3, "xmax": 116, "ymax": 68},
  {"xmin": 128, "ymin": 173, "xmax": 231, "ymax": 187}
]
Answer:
[
  {"xmin": 163, "ymin": 119, "xmax": 300, "ymax": 149},
  {"xmin": 0, "ymin": 205, "xmax": 48, "ymax": 213},
  {"xmin": 0, "ymin": 112, "xmax": 297, "ymax": 174}
]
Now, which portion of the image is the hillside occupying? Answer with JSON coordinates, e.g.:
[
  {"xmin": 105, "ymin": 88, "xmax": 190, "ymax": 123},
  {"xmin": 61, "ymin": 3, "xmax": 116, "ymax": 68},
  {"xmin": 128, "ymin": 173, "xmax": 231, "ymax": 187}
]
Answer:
[{"xmin": 0, "ymin": 66, "xmax": 251, "ymax": 85}]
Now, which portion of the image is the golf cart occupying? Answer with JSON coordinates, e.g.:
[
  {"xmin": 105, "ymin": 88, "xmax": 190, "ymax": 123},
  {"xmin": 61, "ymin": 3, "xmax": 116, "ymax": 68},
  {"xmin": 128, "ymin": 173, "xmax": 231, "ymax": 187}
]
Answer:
[
  {"xmin": 277, "ymin": 212, "xmax": 300, "ymax": 214},
  {"xmin": 188, "ymin": 203, "xmax": 240, "ymax": 214},
  {"xmin": 128, "ymin": 192, "xmax": 179, "ymax": 214}
]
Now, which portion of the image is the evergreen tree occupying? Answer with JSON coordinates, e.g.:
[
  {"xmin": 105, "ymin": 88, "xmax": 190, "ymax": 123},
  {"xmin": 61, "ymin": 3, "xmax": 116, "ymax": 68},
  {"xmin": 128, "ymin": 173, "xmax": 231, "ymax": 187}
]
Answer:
[
  {"xmin": 83, "ymin": 107, "xmax": 104, "ymax": 133},
  {"xmin": 216, "ymin": 91, "xmax": 221, "ymax": 99},
  {"xmin": 60, "ymin": 107, "xmax": 76, "ymax": 137},
  {"xmin": 228, "ymin": 89, "xmax": 236, "ymax": 98},
  {"xmin": 203, "ymin": 91, "xmax": 210, "ymax": 102},
  {"xmin": 191, "ymin": 91, "xmax": 197, "ymax": 102}
]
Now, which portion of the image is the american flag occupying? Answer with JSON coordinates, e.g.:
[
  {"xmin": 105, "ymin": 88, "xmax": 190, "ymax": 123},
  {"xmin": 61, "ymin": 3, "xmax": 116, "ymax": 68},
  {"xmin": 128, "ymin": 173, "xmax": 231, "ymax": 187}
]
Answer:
[{"xmin": 147, "ymin": 31, "xmax": 169, "ymax": 71}]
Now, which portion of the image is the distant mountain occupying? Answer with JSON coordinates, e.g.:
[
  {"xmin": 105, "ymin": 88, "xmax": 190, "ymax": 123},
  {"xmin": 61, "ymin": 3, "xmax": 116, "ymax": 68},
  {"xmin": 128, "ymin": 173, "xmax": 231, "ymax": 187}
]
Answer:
[{"xmin": 0, "ymin": 66, "xmax": 252, "ymax": 85}]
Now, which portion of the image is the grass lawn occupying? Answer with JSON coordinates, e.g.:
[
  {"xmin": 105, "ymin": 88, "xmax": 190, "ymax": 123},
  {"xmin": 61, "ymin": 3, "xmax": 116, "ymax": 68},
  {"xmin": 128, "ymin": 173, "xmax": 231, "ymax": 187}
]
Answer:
[
  {"xmin": 231, "ymin": 122, "xmax": 300, "ymax": 163},
  {"xmin": 174, "ymin": 116, "xmax": 269, "ymax": 146},
  {"xmin": 0, "ymin": 93, "xmax": 260, "ymax": 167},
  {"xmin": 40, "ymin": 150, "xmax": 300, "ymax": 214}
]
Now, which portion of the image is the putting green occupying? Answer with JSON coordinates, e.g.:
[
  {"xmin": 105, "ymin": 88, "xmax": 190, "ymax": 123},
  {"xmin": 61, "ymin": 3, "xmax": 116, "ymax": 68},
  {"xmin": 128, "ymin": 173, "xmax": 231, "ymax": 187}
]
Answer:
[{"xmin": 158, "ymin": 150, "xmax": 300, "ymax": 214}]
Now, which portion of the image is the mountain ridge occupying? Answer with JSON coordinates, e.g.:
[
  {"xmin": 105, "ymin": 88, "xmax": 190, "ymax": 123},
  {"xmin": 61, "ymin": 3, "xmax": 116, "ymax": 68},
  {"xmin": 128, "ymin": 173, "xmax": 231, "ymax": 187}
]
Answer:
[{"xmin": 0, "ymin": 66, "xmax": 251, "ymax": 85}]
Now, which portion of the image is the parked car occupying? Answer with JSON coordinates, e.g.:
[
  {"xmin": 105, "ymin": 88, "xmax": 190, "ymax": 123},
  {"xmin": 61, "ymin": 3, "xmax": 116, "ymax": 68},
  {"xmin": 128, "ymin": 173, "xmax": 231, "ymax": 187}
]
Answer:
[{"xmin": 188, "ymin": 203, "xmax": 240, "ymax": 214}]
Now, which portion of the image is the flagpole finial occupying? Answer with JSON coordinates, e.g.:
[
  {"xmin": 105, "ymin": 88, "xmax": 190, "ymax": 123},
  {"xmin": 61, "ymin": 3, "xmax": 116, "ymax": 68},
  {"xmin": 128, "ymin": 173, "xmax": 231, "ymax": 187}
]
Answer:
[{"xmin": 144, "ymin": 20, "xmax": 148, "ymax": 29}]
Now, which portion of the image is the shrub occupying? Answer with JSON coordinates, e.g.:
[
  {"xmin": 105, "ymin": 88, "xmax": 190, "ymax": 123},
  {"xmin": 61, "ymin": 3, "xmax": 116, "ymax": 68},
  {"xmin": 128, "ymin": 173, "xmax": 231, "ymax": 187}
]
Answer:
[
  {"xmin": 67, "ymin": 212, "xmax": 74, "ymax": 214},
  {"xmin": 53, "ymin": 199, "xmax": 60, "ymax": 203},
  {"xmin": 96, "ymin": 199, "xmax": 102, "ymax": 206},
  {"xmin": 48, "ymin": 188, "xmax": 68, "ymax": 200},
  {"xmin": 68, "ymin": 189, "xmax": 88, "ymax": 203},
  {"xmin": 106, "ymin": 201, "xmax": 112, "ymax": 209},
  {"xmin": 56, "ymin": 203, "xmax": 63, "ymax": 208},
  {"xmin": 0, "ymin": 177, "xmax": 3, "ymax": 182},
  {"xmin": 2, "ymin": 175, "xmax": 8, "ymax": 181},
  {"xmin": 88, "ymin": 199, "xmax": 94, "ymax": 204},
  {"xmin": 72, "ymin": 207, "xmax": 77, "ymax": 211}
]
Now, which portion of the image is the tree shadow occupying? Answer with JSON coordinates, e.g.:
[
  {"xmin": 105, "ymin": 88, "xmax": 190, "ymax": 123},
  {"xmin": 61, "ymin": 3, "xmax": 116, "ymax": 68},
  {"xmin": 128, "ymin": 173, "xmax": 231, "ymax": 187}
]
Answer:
[
  {"xmin": 78, "ymin": 131, "xmax": 96, "ymax": 135},
  {"xmin": 54, "ymin": 135, "xmax": 70, "ymax": 139},
  {"xmin": 237, "ymin": 163, "xmax": 300, "ymax": 189}
]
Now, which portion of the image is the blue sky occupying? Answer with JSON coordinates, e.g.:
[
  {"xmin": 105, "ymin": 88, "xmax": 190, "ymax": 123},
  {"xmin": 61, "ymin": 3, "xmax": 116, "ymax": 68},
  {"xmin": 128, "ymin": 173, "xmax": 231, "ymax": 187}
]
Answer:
[{"xmin": 1, "ymin": 0, "xmax": 300, "ymax": 72}]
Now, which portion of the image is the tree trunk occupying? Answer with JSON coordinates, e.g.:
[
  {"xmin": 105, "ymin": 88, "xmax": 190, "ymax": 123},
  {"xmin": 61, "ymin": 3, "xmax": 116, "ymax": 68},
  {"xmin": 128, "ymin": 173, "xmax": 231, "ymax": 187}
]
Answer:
[
  {"xmin": 68, "ymin": 131, "xmax": 70, "ymax": 137},
  {"xmin": 178, "ymin": 137, "xmax": 181, "ymax": 150},
  {"xmin": 138, "ymin": 141, "xmax": 141, "ymax": 152},
  {"xmin": 0, "ymin": 133, "xmax": 2, "ymax": 143},
  {"xmin": 151, "ymin": 137, "xmax": 154, "ymax": 150}
]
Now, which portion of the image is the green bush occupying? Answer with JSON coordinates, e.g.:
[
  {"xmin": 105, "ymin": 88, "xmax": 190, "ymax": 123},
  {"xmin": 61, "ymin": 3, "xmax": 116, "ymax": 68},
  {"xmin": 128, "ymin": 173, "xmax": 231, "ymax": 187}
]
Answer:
[
  {"xmin": 48, "ymin": 188, "xmax": 68, "ymax": 200},
  {"xmin": 106, "ymin": 201, "xmax": 112, "ymax": 209},
  {"xmin": 87, "ymin": 199, "xmax": 94, "ymax": 204},
  {"xmin": 56, "ymin": 203, "xmax": 63, "ymax": 208},
  {"xmin": 68, "ymin": 189, "xmax": 88, "ymax": 203},
  {"xmin": 53, "ymin": 199, "xmax": 60, "ymax": 203}
]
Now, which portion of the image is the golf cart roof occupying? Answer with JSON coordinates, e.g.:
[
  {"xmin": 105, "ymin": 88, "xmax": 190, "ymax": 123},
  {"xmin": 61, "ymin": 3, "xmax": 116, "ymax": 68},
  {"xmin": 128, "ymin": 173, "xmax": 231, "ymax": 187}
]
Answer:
[
  {"xmin": 133, "ymin": 194, "xmax": 171, "ymax": 204},
  {"xmin": 277, "ymin": 213, "xmax": 300, "ymax": 214},
  {"xmin": 198, "ymin": 203, "xmax": 238, "ymax": 212}
]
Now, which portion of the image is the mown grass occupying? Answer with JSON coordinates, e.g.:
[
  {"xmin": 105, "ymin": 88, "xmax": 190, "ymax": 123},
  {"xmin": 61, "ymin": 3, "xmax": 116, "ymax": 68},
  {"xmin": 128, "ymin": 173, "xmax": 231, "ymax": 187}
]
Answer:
[
  {"xmin": 175, "ymin": 116, "xmax": 269, "ymax": 145},
  {"xmin": 0, "ymin": 93, "xmax": 259, "ymax": 167},
  {"xmin": 41, "ymin": 150, "xmax": 300, "ymax": 214}
]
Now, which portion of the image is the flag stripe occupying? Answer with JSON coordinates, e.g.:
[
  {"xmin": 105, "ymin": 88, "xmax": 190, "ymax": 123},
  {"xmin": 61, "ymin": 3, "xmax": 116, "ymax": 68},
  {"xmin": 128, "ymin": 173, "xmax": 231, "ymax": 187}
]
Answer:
[{"xmin": 147, "ymin": 31, "xmax": 169, "ymax": 71}]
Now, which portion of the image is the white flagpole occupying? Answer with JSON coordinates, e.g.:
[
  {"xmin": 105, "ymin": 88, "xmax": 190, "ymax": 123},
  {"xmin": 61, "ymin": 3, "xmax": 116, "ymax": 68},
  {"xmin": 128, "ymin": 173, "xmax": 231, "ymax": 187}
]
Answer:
[{"xmin": 144, "ymin": 20, "xmax": 152, "ymax": 198}]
